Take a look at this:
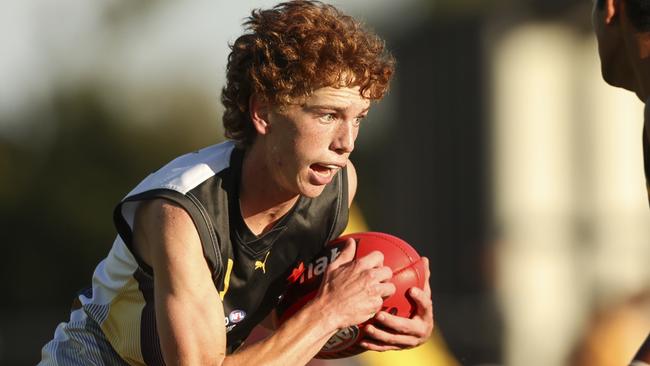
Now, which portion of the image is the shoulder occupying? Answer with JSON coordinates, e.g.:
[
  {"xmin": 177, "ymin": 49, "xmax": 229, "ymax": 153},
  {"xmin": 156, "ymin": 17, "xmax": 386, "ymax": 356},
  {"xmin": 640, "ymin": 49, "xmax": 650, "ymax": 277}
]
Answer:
[
  {"xmin": 134, "ymin": 198, "xmax": 199, "ymax": 243},
  {"xmin": 127, "ymin": 141, "xmax": 237, "ymax": 197},
  {"xmin": 135, "ymin": 198, "xmax": 192, "ymax": 225},
  {"xmin": 133, "ymin": 198, "xmax": 201, "ymax": 267}
]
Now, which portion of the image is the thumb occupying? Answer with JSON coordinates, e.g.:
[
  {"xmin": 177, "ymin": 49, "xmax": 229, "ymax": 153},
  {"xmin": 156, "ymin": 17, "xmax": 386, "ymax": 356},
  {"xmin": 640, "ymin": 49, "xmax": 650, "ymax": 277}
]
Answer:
[{"xmin": 328, "ymin": 238, "xmax": 356, "ymax": 271}]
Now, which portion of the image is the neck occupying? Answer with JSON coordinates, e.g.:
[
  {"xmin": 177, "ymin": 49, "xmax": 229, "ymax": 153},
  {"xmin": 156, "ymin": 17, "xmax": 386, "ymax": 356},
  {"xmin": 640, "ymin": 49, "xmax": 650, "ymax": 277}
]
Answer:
[{"xmin": 238, "ymin": 142, "xmax": 299, "ymax": 235}]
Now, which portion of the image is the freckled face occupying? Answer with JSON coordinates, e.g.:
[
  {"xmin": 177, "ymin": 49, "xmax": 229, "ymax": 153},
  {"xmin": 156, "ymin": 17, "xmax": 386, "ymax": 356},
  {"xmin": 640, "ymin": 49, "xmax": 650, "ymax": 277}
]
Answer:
[{"xmin": 263, "ymin": 86, "xmax": 370, "ymax": 198}]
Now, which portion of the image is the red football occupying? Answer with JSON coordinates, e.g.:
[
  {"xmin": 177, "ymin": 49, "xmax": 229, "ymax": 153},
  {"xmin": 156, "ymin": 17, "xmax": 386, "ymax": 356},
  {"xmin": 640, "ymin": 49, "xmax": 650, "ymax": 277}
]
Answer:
[{"xmin": 276, "ymin": 232, "xmax": 427, "ymax": 359}]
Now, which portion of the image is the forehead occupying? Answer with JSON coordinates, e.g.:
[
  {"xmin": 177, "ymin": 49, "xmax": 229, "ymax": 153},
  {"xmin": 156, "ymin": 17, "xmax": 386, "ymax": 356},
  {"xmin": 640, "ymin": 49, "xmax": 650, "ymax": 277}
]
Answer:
[{"xmin": 302, "ymin": 86, "xmax": 371, "ymax": 109}]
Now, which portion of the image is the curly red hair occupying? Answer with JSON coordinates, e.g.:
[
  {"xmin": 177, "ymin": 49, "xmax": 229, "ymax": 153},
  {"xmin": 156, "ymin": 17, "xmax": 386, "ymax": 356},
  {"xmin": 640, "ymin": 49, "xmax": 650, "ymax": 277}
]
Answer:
[{"xmin": 221, "ymin": 0, "xmax": 395, "ymax": 147}]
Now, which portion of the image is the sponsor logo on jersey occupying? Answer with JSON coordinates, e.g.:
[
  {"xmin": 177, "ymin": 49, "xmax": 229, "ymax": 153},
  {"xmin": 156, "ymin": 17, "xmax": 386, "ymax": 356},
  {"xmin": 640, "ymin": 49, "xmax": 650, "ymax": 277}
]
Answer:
[
  {"xmin": 298, "ymin": 246, "xmax": 341, "ymax": 284},
  {"xmin": 254, "ymin": 251, "xmax": 271, "ymax": 273},
  {"xmin": 321, "ymin": 325, "xmax": 360, "ymax": 352},
  {"xmin": 224, "ymin": 309, "xmax": 246, "ymax": 333},
  {"xmin": 229, "ymin": 309, "xmax": 246, "ymax": 324},
  {"xmin": 287, "ymin": 261, "xmax": 305, "ymax": 283}
]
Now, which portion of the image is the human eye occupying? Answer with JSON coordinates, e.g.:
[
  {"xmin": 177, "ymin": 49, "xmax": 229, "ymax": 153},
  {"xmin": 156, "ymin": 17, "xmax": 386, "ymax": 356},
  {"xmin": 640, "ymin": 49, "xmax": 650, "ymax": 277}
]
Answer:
[
  {"xmin": 352, "ymin": 115, "xmax": 367, "ymax": 127},
  {"xmin": 318, "ymin": 113, "xmax": 337, "ymax": 124}
]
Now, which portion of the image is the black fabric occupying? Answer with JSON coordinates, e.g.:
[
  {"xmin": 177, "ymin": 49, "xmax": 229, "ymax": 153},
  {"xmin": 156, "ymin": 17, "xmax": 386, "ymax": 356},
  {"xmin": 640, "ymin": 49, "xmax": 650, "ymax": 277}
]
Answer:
[
  {"xmin": 190, "ymin": 148, "xmax": 351, "ymax": 353},
  {"xmin": 113, "ymin": 144, "xmax": 349, "ymax": 355},
  {"xmin": 633, "ymin": 334, "xmax": 650, "ymax": 362},
  {"xmin": 113, "ymin": 188, "xmax": 221, "ymax": 278},
  {"xmin": 134, "ymin": 268, "xmax": 165, "ymax": 366}
]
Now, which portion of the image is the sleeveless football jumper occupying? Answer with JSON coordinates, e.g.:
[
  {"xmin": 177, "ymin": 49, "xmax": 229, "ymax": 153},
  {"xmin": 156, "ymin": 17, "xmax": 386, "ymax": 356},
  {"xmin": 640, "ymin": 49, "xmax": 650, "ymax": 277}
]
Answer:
[{"xmin": 39, "ymin": 141, "xmax": 349, "ymax": 365}]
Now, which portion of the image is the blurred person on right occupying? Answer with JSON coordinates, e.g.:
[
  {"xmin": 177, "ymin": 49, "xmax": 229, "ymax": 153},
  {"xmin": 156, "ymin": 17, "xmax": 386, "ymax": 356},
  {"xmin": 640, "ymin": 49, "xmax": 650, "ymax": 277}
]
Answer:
[
  {"xmin": 570, "ymin": 290, "xmax": 650, "ymax": 366},
  {"xmin": 592, "ymin": 0, "xmax": 650, "ymax": 364}
]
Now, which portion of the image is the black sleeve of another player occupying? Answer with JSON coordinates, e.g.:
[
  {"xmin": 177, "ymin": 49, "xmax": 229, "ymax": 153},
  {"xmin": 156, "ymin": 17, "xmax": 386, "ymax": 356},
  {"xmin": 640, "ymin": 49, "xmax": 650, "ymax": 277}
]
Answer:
[
  {"xmin": 113, "ymin": 189, "xmax": 222, "ymax": 278},
  {"xmin": 632, "ymin": 333, "xmax": 650, "ymax": 363}
]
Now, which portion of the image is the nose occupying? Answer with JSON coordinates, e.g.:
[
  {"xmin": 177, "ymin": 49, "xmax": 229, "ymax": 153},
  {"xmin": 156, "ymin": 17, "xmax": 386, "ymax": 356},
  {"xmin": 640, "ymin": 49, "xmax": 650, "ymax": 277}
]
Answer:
[{"xmin": 331, "ymin": 120, "xmax": 356, "ymax": 154}]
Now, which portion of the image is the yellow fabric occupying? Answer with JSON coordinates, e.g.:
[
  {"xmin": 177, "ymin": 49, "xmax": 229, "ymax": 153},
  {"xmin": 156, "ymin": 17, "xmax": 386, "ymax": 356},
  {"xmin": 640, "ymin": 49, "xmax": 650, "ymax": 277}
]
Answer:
[
  {"xmin": 219, "ymin": 258, "xmax": 234, "ymax": 299},
  {"xmin": 343, "ymin": 204, "xmax": 459, "ymax": 366},
  {"xmin": 358, "ymin": 330, "xmax": 460, "ymax": 366},
  {"xmin": 100, "ymin": 276, "xmax": 147, "ymax": 366},
  {"xmin": 341, "ymin": 203, "xmax": 370, "ymax": 236}
]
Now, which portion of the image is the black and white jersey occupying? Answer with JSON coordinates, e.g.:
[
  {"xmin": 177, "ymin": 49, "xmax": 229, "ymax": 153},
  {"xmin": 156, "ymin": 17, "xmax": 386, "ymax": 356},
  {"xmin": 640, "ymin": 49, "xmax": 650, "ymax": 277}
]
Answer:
[{"xmin": 40, "ymin": 140, "xmax": 349, "ymax": 365}]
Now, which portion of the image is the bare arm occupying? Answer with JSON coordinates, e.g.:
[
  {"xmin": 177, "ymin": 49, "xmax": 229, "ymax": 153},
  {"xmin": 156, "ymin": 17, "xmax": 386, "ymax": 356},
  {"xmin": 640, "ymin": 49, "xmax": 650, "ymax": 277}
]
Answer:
[
  {"xmin": 133, "ymin": 199, "xmax": 226, "ymax": 365},
  {"xmin": 133, "ymin": 199, "xmax": 394, "ymax": 366}
]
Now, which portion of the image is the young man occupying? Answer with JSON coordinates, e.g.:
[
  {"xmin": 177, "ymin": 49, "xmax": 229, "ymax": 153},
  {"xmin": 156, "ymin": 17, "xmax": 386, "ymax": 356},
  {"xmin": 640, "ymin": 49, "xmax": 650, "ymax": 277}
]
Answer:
[
  {"xmin": 592, "ymin": 0, "xmax": 650, "ymax": 364},
  {"xmin": 39, "ymin": 1, "xmax": 434, "ymax": 365}
]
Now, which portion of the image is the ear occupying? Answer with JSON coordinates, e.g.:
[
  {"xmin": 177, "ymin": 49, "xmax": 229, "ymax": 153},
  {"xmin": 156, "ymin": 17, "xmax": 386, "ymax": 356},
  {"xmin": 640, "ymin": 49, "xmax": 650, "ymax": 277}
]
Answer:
[
  {"xmin": 249, "ymin": 94, "xmax": 271, "ymax": 135},
  {"xmin": 604, "ymin": 0, "xmax": 619, "ymax": 25}
]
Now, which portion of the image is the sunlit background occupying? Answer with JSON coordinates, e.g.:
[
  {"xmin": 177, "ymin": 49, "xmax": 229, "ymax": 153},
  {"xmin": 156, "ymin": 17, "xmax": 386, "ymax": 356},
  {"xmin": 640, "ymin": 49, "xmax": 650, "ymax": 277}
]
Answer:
[{"xmin": 1, "ymin": 1, "xmax": 649, "ymax": 365}]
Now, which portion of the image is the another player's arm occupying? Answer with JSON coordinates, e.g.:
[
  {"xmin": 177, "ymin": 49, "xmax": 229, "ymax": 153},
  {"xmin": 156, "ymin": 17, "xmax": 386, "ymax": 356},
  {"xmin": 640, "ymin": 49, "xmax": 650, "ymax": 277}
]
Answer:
[
  {"xmin": 631, "ymin": 334, "xmax": 650, "ymax": 365},
  {"xmin": 134, "ymin": 197, "xmax": 394, "ymax": 366}
]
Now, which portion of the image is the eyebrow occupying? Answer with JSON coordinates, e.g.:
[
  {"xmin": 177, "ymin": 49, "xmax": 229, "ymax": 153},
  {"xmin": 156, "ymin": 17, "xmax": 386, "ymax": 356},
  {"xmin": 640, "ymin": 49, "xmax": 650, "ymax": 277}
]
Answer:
[{"xmin": 305, "ymin": 104, "xmax": 370, "ymax": 115}]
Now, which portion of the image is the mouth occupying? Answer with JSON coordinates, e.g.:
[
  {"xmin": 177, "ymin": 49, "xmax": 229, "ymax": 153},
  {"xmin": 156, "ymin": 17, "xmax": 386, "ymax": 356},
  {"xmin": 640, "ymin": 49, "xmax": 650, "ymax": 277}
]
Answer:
[
  {"xmin": 310, "ymin": 163, "xmax": 341, "ymax": 174},
  {"xmin": 308, "ymin": 163, "xmax": 344, "ymax": 185}
]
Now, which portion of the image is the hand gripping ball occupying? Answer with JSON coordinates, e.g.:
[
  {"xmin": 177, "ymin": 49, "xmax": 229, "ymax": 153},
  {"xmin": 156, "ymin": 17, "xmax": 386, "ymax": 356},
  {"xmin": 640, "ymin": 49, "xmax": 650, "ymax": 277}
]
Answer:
[{"xmin": 276, "ymin": 232, "xmax": 427, "ymax": 359}]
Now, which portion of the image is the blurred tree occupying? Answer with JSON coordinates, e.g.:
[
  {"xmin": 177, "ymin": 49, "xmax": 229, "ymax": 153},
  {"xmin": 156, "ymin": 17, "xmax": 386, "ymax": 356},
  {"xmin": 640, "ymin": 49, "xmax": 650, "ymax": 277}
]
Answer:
[{"xmin": 0, "ymin": 84, "xmax": 220, "ymax": 365}]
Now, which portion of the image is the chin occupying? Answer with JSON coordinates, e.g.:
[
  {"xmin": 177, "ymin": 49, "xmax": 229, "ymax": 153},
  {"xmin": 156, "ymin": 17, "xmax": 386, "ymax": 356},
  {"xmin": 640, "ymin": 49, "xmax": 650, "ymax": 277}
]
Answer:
[
  {"xmin": 601, "ymin": 56, "xmax": 640, "ymax": 94},
  {"xmin": 604, "ymin": 73, "xmax": 640, "ymax": 95},
  {"xmin": 603, "ymin": 73, "xmax": 626, "ymax": 89},
  {"xmin": 299, "ymin": 184, "xmax": 327, "ymax": 199}
]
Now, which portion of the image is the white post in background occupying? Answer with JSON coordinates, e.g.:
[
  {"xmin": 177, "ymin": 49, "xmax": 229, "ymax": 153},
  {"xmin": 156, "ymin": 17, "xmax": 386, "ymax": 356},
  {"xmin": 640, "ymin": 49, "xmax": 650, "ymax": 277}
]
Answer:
[{"xmin": 491, "ymin": 23, "xmax": 583, "ymax": 366}]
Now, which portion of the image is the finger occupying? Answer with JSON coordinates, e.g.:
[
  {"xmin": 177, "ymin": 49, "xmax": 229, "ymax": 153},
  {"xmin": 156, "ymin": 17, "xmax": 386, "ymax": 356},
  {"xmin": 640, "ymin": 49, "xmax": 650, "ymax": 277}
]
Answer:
[
  {"xmin": 422, "ymin": 257, "xmax": 431, "ymax": 296},
  {"xmin": 364, "ymin": 324, "xmax": 422, "ymax": 348},
  {"xmin": 356, "ymin": 250, "xmax": 385, "ymax": 269},
  {"xmin": 409, "ymin": 287, "xmax": 433, "ymax": 318},
  {"xmin": 374, "ymin": 311, "xmax": 429, "ymax": 338},
  {"xmin": 359, "ymin": 340, "xmax": 402, "ymax": 352},
  {"xmin": 373, "ymin": 282, "xmax": 396, "ymax": 298},
  {"xmin": 370, "ymin": 266, "xmax": 393, "ymax": 283},
  {"xmin": 422, "ymin": 257, "xmax": 430, "ymax": 282},
  {"xmin": 423, "ymin": 277, "xmax": 432, "ymax": 298},
  {"xmin": 328, "ymin": 238, "xmax": 356, "ymax": 271}
]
